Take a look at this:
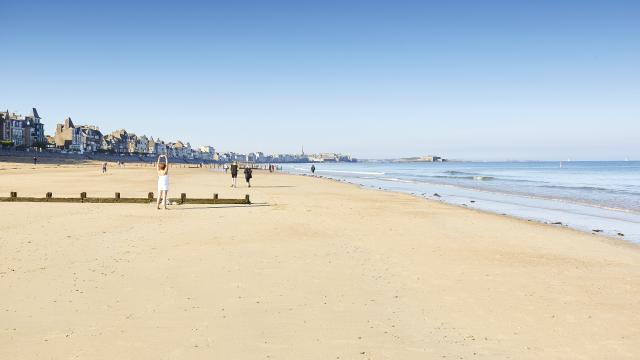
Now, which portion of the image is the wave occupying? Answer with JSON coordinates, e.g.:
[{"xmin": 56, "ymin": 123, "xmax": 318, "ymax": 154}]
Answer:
[
  {"xmin": 430, "ymin": 175, "xmax": 495, "ymax": 181},
  {"xmin": 540, "ymin": 184, "xmax": 608, "ymax": 191},
  {"xmin": 443, "ymin": 170, "xmax": 478, "ymax": 176},
  {"xmin": 385, "ymin": 177, "xmax": 416, "ymax": 184},
  {"xmin": 382, "ymin": 178, "xmax": 640, "ymax": 214},
  {"xmin": 434, "ymin": 170, "xmax": 496, "ymax": 181},
  {"xmin": 315, "ymin": 169, "xmax": 386, "ymax": 176},
  {"xmin": 538, "ymin": 184, "xmax": 640, "ymax": 196}
]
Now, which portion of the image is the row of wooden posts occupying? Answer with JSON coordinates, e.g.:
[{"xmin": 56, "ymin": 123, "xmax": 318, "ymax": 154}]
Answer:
[{"xmin": 0, "ymin": 192, "xmax": 250, "ymax": 205}]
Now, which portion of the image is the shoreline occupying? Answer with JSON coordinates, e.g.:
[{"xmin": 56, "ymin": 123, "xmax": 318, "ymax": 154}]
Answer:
[
  {"xmin": 302, "ymin": 172, "xmax": 640, "ymax": 249},
  {"xmin": 284, "ymin": 167, "xmax": 640, "ymax": 244}
]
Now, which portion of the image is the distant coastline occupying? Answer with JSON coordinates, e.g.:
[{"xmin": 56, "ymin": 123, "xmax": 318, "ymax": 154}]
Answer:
[
  {"xmin": 358, "ymin": 155, "xmax": 448, "ymax": 163},
  {"xmin": 392, "ymin": 155, "xmax": 446, "ymax": 163}
]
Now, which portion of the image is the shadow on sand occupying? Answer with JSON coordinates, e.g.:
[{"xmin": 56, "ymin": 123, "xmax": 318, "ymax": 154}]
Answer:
[{"xmin": 170, "ymin": 203, "xmax": 271, "ymax": 211}]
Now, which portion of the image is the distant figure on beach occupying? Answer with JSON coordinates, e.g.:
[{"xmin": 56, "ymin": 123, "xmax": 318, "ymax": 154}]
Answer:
[
  {"xmin": 311, "ymin": 164, "xmax": 315, "ymax": 174},
  {"xmin": 244, "ymin": 166, "xmax": 253, "ymax": 187},
  {"xmin": 102, "ymin": 162, "xmax": 107, "ymax": 173},
  {"xmin": 33, "ymin": 156, "xmax": 38, "ymax": 166},
  {"xmin": 224, "ymin": 163, "xmax": 229, "ymax": 173},
  {"xmin": 156, "ymin": 155, "xmax": 169, "ymax": 210},
  {"xmin": 230, "ymin": 161, "xmax": 238, "ymax": 187}
]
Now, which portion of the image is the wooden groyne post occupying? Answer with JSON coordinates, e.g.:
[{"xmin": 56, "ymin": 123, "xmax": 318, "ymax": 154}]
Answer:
[{"xmin": 1, "ymin": 192, "xmax": 251, "ymax": 205}]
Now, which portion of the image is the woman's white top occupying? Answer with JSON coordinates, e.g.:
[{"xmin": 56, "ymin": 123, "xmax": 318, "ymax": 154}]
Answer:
[{"xmin": 158, "ymin": 174, "xmax": 169, "ymax": 191}]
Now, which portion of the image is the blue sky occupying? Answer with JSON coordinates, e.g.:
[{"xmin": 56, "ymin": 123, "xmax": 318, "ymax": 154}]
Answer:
[{"xmin": 1, "ymin": 0, "xmax": 638, "ymax": 160}]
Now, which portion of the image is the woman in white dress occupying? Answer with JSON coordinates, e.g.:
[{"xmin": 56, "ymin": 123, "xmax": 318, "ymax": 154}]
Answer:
[{"xmin": 156, "ymin": 155, "xmax": 169, "ymax": 210}]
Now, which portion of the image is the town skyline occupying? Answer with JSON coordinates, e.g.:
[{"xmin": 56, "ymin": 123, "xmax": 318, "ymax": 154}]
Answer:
[
  {"xmin": 1, "ymin": 106, "xmax": 356, "ymax": 163},
  {"xmin": 2, "ymin": 105, "xmax": 358, "ymax": 157}
]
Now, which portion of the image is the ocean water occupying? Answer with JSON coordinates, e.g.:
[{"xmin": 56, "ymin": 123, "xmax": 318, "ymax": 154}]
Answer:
[{"xmin": 281, "ymin": 161, "xmax": 640, "ymax": 243}]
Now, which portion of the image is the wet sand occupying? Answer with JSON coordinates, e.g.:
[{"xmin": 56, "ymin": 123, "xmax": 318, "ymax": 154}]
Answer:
[{"xmin": 1, "ymin": 162, "xmax": 639, "ymax": 359}]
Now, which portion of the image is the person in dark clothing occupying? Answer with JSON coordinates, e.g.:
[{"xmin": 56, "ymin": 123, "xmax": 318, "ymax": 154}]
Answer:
[
  {"xmin": 33, "ymin": 156, "xmax": 38, "ymax": 166},
  {"xmin": 102, "ymin": 162, "xmax": 107, "ymax": 173},
  {"xmin": 244, "ymin": 166, "xmax": 253, "ymax": 187},
  {"xmin": 230, "ymin": 161, "xmax": 239, "ymax": 187},
  {"xmin": 311, "ymin": 164, "xmax": 316, "ymax": 174}
]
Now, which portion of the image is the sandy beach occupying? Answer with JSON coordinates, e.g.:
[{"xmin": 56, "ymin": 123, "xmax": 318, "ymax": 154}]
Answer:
[{"xmin": 1, "ymin": 162, "xmax": 639, "ymax": 359}]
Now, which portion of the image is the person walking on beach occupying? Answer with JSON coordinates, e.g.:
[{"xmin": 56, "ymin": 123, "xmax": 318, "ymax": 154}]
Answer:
[
  {"xmin": 156, "ymin": 155, "xmax": 170, "ymax": 210},
  {"xmin": 230, "ymin": 161, "xmax": 238, "ymax": 187},
  {"xmin": 244, "ymin": 166, "xmax": 253, "ymax": 187},
  {"xmin": 102, "ymin": 162, "xmax": 107, "ymax": 173},
  {"xmin": 224, "ymin": 163, "xmax": 229, "ymax": 173},
  {"xmin": 311, "ymin": 164, "xmax": 315, "ymax": 174}
]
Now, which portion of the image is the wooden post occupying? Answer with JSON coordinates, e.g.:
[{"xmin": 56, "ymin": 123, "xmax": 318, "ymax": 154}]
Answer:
[
  {"xmin": 245, "ymin": 194, "xmax": 250, "ymax": 204},
  {"xmin": 10, "ymin": 191, "xmax": 17, "ymax": 198},
  {"xmin": 80, "ymin": 192, "xmax": 87, "ymax": 202},
  {"xmin": 46, "ymin": 192, "xmax": 52, "ymax": 200},
  {"xmin": 213, "ymin": 193, "xmax": 218, "ymax": 200},
  {"xmin": 181, "ymin": 193, "xmax": 186, "ymax": 204},
  {"xmin": 115, "ymin": 192, "xmax": 121, "ymax": 200},
  {"xmin": 148, "ymin": 192, "xmax": 154, "ymax": 202}
]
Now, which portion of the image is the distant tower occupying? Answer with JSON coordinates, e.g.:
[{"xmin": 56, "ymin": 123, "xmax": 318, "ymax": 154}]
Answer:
[{"xmin": 301, "ymin": 145, "xmax": 304, "ymax": 156}]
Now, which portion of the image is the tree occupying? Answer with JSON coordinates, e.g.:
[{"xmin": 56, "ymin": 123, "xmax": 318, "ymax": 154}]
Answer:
[
  {"xmin": 0, "ymin": 140, "xmax": 14, "ymax": 149},
  {"xmin": 33, "ymin": 141, "xmax": 47, "ymax": 150}
]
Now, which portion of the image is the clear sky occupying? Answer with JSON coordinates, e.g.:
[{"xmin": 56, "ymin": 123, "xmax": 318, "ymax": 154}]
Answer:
[{"xmin": 1, "ymin": 0, "xmax": 638, "ymax": 160}]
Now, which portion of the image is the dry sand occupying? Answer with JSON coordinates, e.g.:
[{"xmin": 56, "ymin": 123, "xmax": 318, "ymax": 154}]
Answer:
[{"xmin": 1, "ymin": 162, "xmax": 639, "ymax": 359}]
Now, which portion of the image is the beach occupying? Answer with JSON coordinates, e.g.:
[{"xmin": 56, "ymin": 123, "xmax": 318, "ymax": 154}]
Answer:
[{"xmin": 1, "ymin": 162, "xmax": 639, "ymax": 359}]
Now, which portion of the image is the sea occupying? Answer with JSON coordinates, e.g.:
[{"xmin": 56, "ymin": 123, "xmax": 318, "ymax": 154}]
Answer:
[{"xmin": 281, "ymin": 161, "xmax": 640, "ymax": 244}]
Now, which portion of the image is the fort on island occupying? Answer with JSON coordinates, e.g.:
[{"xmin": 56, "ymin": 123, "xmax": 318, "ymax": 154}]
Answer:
[
  {"xmin": 393, "ymin": 155, "xmax": 446, "ymax": 162},
  {"xmin": 0, "ymin": 107, "xmax": 355, "ymax": 163}
]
